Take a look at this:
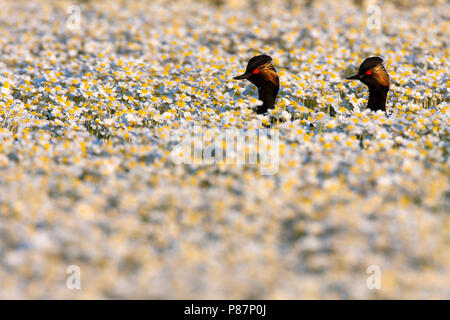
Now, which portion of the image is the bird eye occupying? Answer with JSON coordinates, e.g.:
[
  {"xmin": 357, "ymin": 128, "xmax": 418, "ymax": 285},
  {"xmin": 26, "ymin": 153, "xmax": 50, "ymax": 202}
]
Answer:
[
  {"xmin": 253, "ymin": 69, "xmax": 260, "ymax": 75},
  {"xmin": 366, "ymin": 70, "xmax": 372, "ymax": 75}
]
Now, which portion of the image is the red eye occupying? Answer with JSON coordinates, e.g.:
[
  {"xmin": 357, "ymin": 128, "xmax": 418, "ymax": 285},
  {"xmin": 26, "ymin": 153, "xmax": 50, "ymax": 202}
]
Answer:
[
  {"xmin": 366, "ymin": 70, "xmax": 372, "ymax": 75},
  {"xmin": 253, "ymin": 69, "xmax": 260, "ymax": 74}
]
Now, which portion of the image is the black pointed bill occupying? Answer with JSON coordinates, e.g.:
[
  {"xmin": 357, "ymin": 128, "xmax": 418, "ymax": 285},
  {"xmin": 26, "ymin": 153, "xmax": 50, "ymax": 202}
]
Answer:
[
  {"xmin": 346, "ymin": 74, "xmax": 361, "ymax": 80},
  {"xmin": 233, "ymin": 72, "xmax": 251, "ymax": 80}
]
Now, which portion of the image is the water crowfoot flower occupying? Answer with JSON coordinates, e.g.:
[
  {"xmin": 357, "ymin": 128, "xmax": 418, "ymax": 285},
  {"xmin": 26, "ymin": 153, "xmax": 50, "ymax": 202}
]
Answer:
[{"xmin": 0, "ymin": 0, "xmax": 448, "ymax": 300}]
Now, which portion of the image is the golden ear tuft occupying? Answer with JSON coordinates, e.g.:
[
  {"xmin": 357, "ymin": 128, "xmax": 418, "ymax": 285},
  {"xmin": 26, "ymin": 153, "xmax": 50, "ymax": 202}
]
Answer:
[
  {"xmin": 370, "ymin": 64, "xmax": 390, "ymax": 88},
  {"xmin": 258, "ymin": 62, "xmax": 279, "ymax": 87}
]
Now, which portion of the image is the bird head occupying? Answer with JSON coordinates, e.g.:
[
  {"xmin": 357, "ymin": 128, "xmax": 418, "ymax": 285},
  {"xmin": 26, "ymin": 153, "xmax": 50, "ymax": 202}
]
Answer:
[
  {"xmin": 233, "ymin": 54, "xmax": 279, "ymax": 89},
  {"xmin": 346, "ymin": 56, "xmax": 389, "ymax": 90}
]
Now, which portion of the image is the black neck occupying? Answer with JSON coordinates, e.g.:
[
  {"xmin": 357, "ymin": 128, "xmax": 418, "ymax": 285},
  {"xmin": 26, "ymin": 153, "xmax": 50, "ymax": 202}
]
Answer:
[
  {"xmin": 257, "ymin": 85, "xmax": 279, "ymax": 114},
  {"xmin": 367, "ymin": 87, "xmax": 388, "ymax": 112}
]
